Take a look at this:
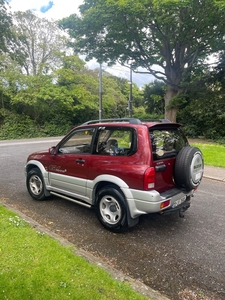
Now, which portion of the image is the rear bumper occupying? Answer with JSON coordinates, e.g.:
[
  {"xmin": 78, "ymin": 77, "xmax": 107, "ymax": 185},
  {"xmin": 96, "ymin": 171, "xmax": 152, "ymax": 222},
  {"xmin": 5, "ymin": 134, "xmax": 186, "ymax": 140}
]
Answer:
[
  {"xmin": 124, "ymin": 187, "xmax": 194, "ymax": 218},
  {"xmin": 160, "ymin": 197, "xmax": 191, "ymax": 216}
]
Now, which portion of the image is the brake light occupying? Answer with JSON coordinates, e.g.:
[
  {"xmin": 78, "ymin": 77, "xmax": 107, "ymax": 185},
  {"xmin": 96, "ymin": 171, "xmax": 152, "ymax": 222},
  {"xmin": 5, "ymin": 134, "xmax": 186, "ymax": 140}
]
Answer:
[{"xmin": 144, "ymin": 167, "xmax": 155, "ymax": 190}]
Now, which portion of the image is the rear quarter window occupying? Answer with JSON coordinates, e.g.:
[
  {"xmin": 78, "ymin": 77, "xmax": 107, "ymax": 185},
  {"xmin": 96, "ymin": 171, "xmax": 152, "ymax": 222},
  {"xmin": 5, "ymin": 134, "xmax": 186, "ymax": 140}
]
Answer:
[
  {"xmin": 150, "ymin": 128, "xmax": 187, "ymax": 160},
  {"xmin": 96, "ymin": 127, "xmax": 136, "ymax": 156}
]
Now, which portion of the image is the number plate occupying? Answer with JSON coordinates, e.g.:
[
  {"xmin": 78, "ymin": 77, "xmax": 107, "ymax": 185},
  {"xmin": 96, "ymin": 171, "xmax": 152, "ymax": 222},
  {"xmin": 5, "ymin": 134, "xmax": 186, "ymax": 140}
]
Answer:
[{"xmin": 172, "ymin": 196, "xmax": 186, "ymax": 208}]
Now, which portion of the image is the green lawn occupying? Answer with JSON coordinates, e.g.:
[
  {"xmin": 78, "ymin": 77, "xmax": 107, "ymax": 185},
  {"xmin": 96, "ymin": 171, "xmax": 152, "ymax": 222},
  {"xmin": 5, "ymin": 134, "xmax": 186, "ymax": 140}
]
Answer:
[
  {"xmin": 0, "ymin": 205, "xmax": 147, "ymax": 300},
  {"xmin": 191, "ymin": 143, "xmax": 225, "ymax": 168}
]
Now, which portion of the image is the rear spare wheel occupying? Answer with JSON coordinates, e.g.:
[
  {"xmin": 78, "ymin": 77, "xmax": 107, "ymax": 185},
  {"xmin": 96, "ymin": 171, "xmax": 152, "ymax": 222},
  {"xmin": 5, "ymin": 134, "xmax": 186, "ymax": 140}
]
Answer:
[{"xmin": 174, "ymin": 146, "xmax": 204, "ymax": 190}]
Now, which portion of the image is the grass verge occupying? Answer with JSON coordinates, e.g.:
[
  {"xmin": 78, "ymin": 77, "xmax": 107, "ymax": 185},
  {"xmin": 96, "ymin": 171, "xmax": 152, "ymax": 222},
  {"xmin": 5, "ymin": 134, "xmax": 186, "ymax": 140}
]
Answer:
[
  {"xmin": 191, "ymin": 143, "xmax": 225, "ymax": 168},
  {"xmin": 0, "ymin": 205, "xmax": 147, "ymax": 300}
]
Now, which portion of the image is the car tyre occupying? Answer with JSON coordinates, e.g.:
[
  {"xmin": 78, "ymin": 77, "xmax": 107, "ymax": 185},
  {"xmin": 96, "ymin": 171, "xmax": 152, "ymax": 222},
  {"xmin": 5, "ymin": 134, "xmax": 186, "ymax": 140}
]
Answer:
[
  {"xmin": 96, "ymin": 185, "xmax": 128, "ymax": 233},
  {"xmin": 26, "ymin": 168, "xmax": 46, "ymax": 200},
  {"xmin": 174, "ymin": 146, "xmax": 204, "ymax": 190}
]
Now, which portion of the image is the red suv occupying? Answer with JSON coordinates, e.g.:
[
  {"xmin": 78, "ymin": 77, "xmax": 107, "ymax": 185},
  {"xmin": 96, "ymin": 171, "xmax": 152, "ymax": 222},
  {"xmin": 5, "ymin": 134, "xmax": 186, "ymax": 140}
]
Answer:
[{"xmin": 25, "ymin": 118, "xmax": 204, "ymax": 232}]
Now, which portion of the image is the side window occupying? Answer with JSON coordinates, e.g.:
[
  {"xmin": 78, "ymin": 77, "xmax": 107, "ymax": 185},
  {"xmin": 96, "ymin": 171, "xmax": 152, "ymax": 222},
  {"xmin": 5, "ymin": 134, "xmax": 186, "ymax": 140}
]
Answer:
[
  {"xmin": 150, "ymin": 129, "xmax": 187, "ymax": 160},
  {"xmin": 96, "ymin": 127, "xmax": 134, "ymax": 156},
  {"xmin": 58, "ymin": 128, "xmax": 94, "ymax": 154}
]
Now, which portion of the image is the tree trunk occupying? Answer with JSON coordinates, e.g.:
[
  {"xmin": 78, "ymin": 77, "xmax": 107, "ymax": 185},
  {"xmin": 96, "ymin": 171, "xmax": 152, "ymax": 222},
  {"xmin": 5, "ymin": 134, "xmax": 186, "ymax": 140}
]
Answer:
[
  {"xmin": 164, "ymin": 84, "xmax": 179, "ymax": 122},
  {"xmin": 165, "ymin": 106, "xmax": 178, "ymax": 123}
]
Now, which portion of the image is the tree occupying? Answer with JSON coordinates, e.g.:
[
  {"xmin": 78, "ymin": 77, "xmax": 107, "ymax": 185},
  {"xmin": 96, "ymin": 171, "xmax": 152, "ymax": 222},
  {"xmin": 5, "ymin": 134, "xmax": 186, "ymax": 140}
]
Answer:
[
  {"xmin": 0, "ymin": 52, "xmax": 23, "ymax": 112},
  {"xmin": 10, "ymin": 74, "xmax": 74, "ymax": 124},
  {"xmin": 11, "ymin": 10, "xmax": 68, "ymax": 76},
  {"xmin": 178, "ymin": 51, "xmax": 225, "ymax": 140},
  {"xmin": 59, "ymin": 0, "xmax": 225, "ymax": 122},
  {"xmin": 56, "ymin": 55, "xmax": 129, "ymax": 121},
  {"xmin": 0, "ymin": 0, "xmax": 13, "ymax": 53},
  {"xmin": 143, "ymin": 80, "xmax": 165, "ymax": 116},
  {"xmin": 111, "ymin": 76, "xmax": 144, "ymax": 109}
]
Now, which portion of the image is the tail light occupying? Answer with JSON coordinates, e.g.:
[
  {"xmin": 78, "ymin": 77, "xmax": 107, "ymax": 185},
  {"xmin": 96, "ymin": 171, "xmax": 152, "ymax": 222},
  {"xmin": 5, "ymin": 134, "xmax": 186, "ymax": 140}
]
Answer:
[{"xmin": 144, "ymin": 167, "xmax": 155, "ymax": 190}]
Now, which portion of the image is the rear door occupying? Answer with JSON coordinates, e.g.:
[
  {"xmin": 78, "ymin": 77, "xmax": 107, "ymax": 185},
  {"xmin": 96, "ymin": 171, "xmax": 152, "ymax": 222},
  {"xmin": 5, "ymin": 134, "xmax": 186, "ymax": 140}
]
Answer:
[{"xmin": 149, "ymin": 125, "xmax": 188, "ymax": 193}]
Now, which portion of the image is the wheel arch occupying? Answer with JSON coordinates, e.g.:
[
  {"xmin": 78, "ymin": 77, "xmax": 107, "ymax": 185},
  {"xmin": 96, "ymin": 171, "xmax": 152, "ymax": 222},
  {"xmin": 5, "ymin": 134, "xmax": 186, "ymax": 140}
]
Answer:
[
  {"xmin": 90, "ymin": 176, "xmax": 139, "ymax": 229},
  {"xmin": 26, "ymin": 160, "xmax": 46, "ymax": 175},
  {"xmin": 94, "ymin": 182, "xmax": 122, "ymax": 203},
  {"xmin": 90, "ymin": 175, "xmax": 129, "ymax": 206},
  {"xmin": 25, "ymin": 160, "xmax": 50, "ymax": 196}
]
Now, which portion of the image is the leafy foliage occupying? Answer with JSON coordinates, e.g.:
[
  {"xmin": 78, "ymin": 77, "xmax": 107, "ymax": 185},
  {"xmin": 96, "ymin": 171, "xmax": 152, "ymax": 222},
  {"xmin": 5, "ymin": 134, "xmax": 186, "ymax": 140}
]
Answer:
[
  {"xmin": 178, "ymin": 57, "xmax": 225, "ymax": 141},
  {"xmin": 0, "ymin": 109, "xmax": 72, "ymax": 139},
  {"xmin": 143, "ymin": 80, "xmax": 165, "ymax": 115},
  {"xmin": 0, "ymin": 0, "xmax": 13, "ymax": 53},
  {"xmin": 0, "ymin": 3, "xmax": 225, "ymax": 140},
  {"xmin": 59, "ymin": 0, "xmax": 225, "ymax": 121},
  {"xmin": 11, "ymin": 10, "xmax": 68, "ymax": 75},
  {"xmin": 0, "ymin": 110, "xmax": 41, "ymax": 139},
  {"xmin": 0, "ymin": 46, "xmax": 136, "ymax": 139}
]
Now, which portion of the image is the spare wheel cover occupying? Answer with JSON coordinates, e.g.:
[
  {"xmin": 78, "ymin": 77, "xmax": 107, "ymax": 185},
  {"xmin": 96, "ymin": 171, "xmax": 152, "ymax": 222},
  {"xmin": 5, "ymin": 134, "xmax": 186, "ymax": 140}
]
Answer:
[{"xmin": 174, "ymin": 146, "xmax": 204, "ymax": 190}]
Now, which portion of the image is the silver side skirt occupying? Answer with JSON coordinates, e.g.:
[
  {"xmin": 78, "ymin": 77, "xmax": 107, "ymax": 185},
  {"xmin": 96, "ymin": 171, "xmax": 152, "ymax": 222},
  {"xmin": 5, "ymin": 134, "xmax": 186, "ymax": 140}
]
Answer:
[{"xmin": 50, "ymin": 191, "xmax": 92, "ymax": 209}]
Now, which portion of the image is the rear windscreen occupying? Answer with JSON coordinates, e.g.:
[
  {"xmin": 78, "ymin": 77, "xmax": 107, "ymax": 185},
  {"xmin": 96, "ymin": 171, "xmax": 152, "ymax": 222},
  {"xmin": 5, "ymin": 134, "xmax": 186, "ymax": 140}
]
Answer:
[{"xmin": 150, "ymin": 128, "xmax": 188, "ymax": 160}]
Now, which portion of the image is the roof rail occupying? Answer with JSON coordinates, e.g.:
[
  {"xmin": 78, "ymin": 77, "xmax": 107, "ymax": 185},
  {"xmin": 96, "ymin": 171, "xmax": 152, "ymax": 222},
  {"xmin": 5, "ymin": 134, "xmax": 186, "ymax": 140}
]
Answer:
[{"xmin": 82, "ymin": 118, "xmax": 142, "ymax": 125}]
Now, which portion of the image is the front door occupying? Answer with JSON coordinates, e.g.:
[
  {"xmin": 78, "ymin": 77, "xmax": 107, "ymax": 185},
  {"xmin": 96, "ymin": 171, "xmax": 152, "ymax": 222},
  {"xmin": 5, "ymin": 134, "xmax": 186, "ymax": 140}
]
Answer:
[{"xmin": 47, "ymin": 128, "xmax": 95, "ymax": 198}]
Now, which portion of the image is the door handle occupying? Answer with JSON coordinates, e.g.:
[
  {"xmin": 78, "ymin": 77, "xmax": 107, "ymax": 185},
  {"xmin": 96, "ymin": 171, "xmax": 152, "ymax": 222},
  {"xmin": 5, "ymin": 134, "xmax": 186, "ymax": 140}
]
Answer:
[
  {"xmin": 155, "ymin": 164, "xmax": 166, "ymax": 172},
  {"xmin": 76, "ymin": 158, "xmax": 85, "ymax": 164}
]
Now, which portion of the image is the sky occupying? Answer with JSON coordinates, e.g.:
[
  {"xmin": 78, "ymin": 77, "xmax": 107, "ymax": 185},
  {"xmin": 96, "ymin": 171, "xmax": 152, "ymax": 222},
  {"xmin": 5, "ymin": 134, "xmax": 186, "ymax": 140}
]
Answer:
[
  {"xmin": 7, "ymin": 0, "xmax": 154, "ymax": 87},
  {"xmin": 7, "ymin": 0, "xmax": 84, "ymax": 20}
]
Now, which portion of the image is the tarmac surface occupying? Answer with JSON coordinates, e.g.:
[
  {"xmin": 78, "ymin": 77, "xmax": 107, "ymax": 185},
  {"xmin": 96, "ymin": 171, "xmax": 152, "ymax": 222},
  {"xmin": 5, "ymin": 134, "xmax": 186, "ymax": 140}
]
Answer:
[
  {"xmin": 2, "ymin": 164, "xmax": 224, "ymax": 300},
  {"xmin": 1, "ymin": 138, "xmax": 225, "ymax": 300}
]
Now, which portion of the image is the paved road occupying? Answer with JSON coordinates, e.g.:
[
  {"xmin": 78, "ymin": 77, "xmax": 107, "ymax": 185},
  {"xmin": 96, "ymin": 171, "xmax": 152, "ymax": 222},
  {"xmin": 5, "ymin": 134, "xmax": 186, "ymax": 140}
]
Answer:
[{"xmin": 0, "ymin": 138, "xmax": 225, "ymax": 300}]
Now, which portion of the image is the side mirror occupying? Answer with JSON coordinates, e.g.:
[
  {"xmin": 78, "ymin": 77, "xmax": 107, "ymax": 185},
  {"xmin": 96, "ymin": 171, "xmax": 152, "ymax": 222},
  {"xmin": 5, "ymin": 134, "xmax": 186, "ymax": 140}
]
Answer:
[{"xmin": 49, "ymin": 146, "xmax": 56, "ymax": 155}]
